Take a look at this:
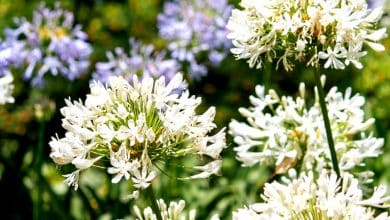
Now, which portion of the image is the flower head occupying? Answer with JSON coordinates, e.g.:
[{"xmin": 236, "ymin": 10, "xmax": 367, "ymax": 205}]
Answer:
[
  {"xmin": 50, "ymin": 73, "xmax": 226, "ymax": 190},
  {"xmin": 229, "ymin": 80, "xmax": 383, "ymax": 177},
  {"xmin": 93, "ymin": 38, "xmax": 181, "ymax": 87},
  {"xmin": 233, "ymin": 171, "xmax": 390, "ymax": 220},
  {"xmin": 158, "ymin": 0, "xmax": 232, "ymax": 79},
  {"xmin": 4, "ymin": 2, "xmax": 91, "ymax": 86},
  {"xmin": 226, "ymin": 0, "xmax": 387, "ymax": 70}
]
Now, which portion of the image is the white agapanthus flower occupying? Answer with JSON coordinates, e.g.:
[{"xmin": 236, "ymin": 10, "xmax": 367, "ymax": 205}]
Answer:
[
  {"xmin": 233, "ymin": 171, "xmax": 390, "ymax": 220},
  {"xmin": 50, "ymin": 73, "xmax": 226, "ymax": 190},
  {"xmin": 134, "ymin": 199, "xmax": 220, "ymax": 220},
  {"xmin": 229, "ymin": 80, "xmax": 383, "ymax": 176},
  {"xmin": 0, "ymin": 71, "xmax": 15, "ymax": 104},
  {"xmin": 226, "ymin": 0, "xmax": 387, "ymax": 70},
  {"xmin": 134, "ymin": 199, "xmax": 196, "ymax": 220}
]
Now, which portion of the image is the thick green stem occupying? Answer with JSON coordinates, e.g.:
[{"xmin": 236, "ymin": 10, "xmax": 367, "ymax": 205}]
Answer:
[
  {"xmin": 145, "ymin": 186, "xmax": 163, "ymax": 220},
  {"xmin": 313, "ymin": 70, "xmax": 341, "ymax": 179}
]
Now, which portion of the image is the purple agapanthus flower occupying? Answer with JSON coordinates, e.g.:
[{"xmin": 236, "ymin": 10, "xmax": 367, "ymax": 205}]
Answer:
[
  {"xmin": 157, "ymin": 0, "xmax": 232, "ymax": 79},
  {"xmin": 3, "ymin": 2, "xmax": 92, "ymax": 86},
  {"xmin": 93, "ymin": 38, "xmax": 184, "ymax": 88}
]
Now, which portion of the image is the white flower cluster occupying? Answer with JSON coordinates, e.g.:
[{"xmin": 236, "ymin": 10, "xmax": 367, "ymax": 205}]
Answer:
[
  {"xmin": 134, "ymin": 199, "xmax": 196, "ymax": 220},
  {"xmin": 233, "ymin": 171, "xmax": 390, "ymax": 220},
  {"xmin": 0, "ymin": 71, "xmax": 15, "ymax": 105},
  {"xmin": 49, "ymin": 73, "xmax": 226, "ymax": 191},
  {"xmin": 229, "ymin": 80, "xmax": 383, "ymax": 175},
  {"xmin": 226, "ymin": 0, "xmax": 387, "ymax": 70},
  {"xmin": 134, "ymin": 199, "xmax": 220, "ymax": 220}
]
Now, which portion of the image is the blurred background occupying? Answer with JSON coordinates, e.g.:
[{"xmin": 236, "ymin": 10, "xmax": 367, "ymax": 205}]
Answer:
[{"xmin": 0, "ymin": 0, "xmax": 390, "ymax": 219}]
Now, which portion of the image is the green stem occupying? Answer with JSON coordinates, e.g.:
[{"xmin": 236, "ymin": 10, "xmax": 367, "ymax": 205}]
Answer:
[
  {"xmin": 313, "ymin": 70, "xmax": 341, "ymax": 178},
  {"xmin": 145, "ymin": 186, "xmax": 163, "ymax": 220},
  {"xmin": 113, "ymin": 183, "xmax": 120, "ymax": 219},
  {"xmin": 33, "ymin": 122, "xmax": 45, "ymax": 220}
]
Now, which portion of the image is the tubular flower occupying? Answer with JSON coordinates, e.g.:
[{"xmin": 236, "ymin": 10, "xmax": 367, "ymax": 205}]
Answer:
[
  {"xmin": 229, "ymin": 79, "xmax": 383, "ymax": 177},
  {"xmin": 158, "ymin": 0, "xmax": 232, "ymax": 79},
  {"xmin": 233, "ymin": 171, "xmax": 390, "ymax": 220},
  {"xmin": 226, "ymin": 0, "xmax": 387, "ymax": 70},
  {"xmin": 4, "ymin": 2, "xmax": 91, "ymax": 86},
  {"xmin": 50, "ymin": 73, "xmax": 226, "ymax": 191}
]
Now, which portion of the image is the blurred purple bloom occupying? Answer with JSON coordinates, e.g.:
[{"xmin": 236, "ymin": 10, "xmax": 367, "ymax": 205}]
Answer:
[
  {"xmin": 93, "ymin": 39, "xmax": 184, "ymax": 88},
  {"xmin": 3, "ymin": 2, "xmax": 92, "ymax": 86},
  {"xmin": 0, "ymin": 39, "xmax": 25, "ymax": 76},
  {"xmin": 0, "ymin": 42, "xmax": 13, "ymax": 76},
  {"xmin": 158, "ymin": 0, "xmax": 232, "ymax": 79},
  {"xmin": 367, "ymin": 0, "xmax": 385, "ymax": 9}
]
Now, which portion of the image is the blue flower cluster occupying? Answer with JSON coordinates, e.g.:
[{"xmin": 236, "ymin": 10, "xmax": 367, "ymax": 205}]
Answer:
[
  {"xmin": 2, "ymin": 3, "xmax": 91, "ymax": 86},
  {"xmin": 157, "ymin": 0, "xmax": 232, "ymax": 79},
  {"xmin": 1, "ymin": 0, "xmax": 234, "ymax": 87},
  {"xmin": 93, "ymin": 38, "xmax": 182, "ymax": 86}
]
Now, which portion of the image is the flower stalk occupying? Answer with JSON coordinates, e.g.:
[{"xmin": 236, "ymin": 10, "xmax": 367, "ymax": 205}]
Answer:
[
  {"xmin": 33, "ymin": 121, "xmax": 45, "ymax": 220},
  {"xmin": 145, "ymin": 186, "xmax": 163, "ymax": 220},
  {"xmin": 313, "ymin": 69, "xmax": 340, "ymax": 178}
]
